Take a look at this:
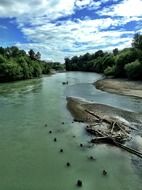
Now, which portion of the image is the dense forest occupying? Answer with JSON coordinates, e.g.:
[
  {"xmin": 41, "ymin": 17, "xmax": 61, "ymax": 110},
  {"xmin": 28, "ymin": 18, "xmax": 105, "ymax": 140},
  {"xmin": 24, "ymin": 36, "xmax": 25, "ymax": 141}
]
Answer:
[
  {"xmin": 0, "ymin": 47, "xmax": 63, "ymax": 82},
  {"xmin": 65, "ymin": 33, "xmax": 142, "ymax": 80}
]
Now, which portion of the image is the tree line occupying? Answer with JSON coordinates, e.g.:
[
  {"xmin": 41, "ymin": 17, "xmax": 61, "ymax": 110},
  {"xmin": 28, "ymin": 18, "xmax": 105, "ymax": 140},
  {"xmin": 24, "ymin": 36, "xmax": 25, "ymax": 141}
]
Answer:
[
  {"xmin": 65, "ymin": 33, "xmax": 142, "ymax": 80},
  {"xmin": 0, "ymin": 47, "xmax": 63, "ymax": 82}
]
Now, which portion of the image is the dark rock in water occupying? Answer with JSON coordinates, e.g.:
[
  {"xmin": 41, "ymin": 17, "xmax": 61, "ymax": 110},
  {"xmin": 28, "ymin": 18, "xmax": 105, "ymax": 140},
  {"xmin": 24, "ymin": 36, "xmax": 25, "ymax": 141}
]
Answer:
[
  {"xmin": 62, "ymin": 81, "xmax": 68, "ymax": 85},
  {"xmin": 62, "ymin": 122, "xmax": 65, "ymax": 125},
  {"xmin": 76, "ymin": 180, "xmax": 82, "ymax": 187},
  {"xmin": 49, "ymin": 130, "xmax": 52, "ymax": 134},
  {"xmin": 89, "ymin": 156, "xmax": 95, "ymax": 160},
  {"xmin": 103, "ymin": 170, "xmax": 107, "ymax": 176},
  {"xmin": 44, "ymin": 124, "xmax": 48, "ymax": 127},
  {"xmin": 54, "ymin": 138, "xmax": 57, "ymax": 142},
  {"xmin": 73, "ymin": 135, "xmax": 76, "ymax": 138},
  {"xmin": 66, "ymin": 162, "xmax": 71, "ymax": 167},
  {"xmin": 80, "ymin": 143, "xmax": 83, "ymax": 147},
  {"xmin": 60, "ymin": 149, "xmax": 63, "ymax": 153}
]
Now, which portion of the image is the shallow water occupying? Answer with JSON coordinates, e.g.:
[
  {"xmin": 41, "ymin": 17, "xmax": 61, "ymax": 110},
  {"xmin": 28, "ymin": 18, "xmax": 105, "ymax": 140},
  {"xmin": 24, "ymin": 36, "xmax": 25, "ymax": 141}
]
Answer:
[{"xmin": 0, "ymin": 72, "xmax": 142, "ymax": 190}]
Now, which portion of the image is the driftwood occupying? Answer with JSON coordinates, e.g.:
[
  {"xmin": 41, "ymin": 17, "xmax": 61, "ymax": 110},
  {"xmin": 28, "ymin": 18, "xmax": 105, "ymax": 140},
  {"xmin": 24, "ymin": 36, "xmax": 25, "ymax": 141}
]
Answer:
[
  {"xmin": 114, "ymin": 141, "xmax": 142, "ymax": 158},
  {"xmin": 85, "ymin": 109, "xmax": 131, "ymax": 135},
  {"xmin": 91, "ymin": 137, "xmax": 142, "ymax": 159},
  {"xmin": 85, "ymin": 109, "xmax": 142, "ymax": 158},
  {"xmin": 85, "ymin": 109, "xmax": 131, "ymax": 130},
  {"xmin": 91, "ymin": 137, "xmax": 115, "ymax": 144},
  {"xmin": 111, "ymin": 122, "xmax": 115, "ymax": 134},
  {"xmin": 87, "ymin": 126, "xmax": 126, "ymax": 143}
]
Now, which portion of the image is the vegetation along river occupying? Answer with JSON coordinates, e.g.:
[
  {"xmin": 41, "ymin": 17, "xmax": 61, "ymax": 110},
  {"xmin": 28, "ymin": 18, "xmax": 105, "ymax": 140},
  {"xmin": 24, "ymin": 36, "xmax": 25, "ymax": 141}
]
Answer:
[{"xmin": 0, "ymin": 72, "xmax": 142, "ymax": 190}]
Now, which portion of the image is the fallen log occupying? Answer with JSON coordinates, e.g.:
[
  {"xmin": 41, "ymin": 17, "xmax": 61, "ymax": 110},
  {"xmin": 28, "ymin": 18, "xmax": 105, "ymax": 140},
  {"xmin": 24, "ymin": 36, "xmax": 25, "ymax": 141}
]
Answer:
[
  {"xmin": 111, "ymin": 122, "xmax": 115, "ymax": 134},
  {"xmin": 116, "ymin": 122, "xmax": 129, "ymax": 135},
  {"xmin": 85, "ymin": 109, "xmax": 109, "ymax": 124},
  {"xmin": 85, "ymin": 109, "xmax": 131, "ymax": 134},
  {"xmin": 86, "ymin": 109, "xmax": 142, "ymax": 158},
  {"xmin": 85, "ymin": 109, "xmax": 100, "ymax": 119},
  {"xmin": 91, "ymin": 137, "xmax": 115, "ymax": 144},
  {"xmin": 91, "ymin": 137, "xmax": 142, "ymax": 159},
  {"xmin": 86, "ymin": 126, "xmax": 106, "ymax": 137},
  {"xmin": 86, "ymin": 123, "xmax": 128, "ymax": 138},
  {"xmin": 114, "ymin": 141, "xmax": 142, "ymax": 158}
]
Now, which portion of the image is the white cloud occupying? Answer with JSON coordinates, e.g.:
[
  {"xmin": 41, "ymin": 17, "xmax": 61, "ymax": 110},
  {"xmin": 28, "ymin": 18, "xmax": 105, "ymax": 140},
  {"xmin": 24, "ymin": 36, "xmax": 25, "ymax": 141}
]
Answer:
[
  {"xmin": 75, "ymin": 0, "xmax": 101, "ymax": 9},
  {"xmin": 75, "ymin": 0, "xmax": 92, "ymax": 7},
  {"xmin": 0, "ymin": 0, "xmax": 142, "ymax": 62},
  {"xmin": 0, "ymin": 0, "xmax": 76, "ymax": 19},
  {"xmin": 98, "ymin": 0, "xmax": 142, "ymax": 17},
  {"xmin": 16, "ymin": 17, "xmax": 135, "ymax": 62}
]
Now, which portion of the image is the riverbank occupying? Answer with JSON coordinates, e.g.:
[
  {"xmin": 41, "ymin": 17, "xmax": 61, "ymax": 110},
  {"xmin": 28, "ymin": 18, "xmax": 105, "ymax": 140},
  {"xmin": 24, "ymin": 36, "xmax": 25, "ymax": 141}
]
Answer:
[
  {"xmin": 67, "ymin": 97, "xmax": 142, "ymax": 155},
  {"xmin": 67, "ymin": 97, "xmax": 142, "ymax": 125},
  {"xmin": 95, "ymin": 79, "xmax": 142, "ymax": 98}
]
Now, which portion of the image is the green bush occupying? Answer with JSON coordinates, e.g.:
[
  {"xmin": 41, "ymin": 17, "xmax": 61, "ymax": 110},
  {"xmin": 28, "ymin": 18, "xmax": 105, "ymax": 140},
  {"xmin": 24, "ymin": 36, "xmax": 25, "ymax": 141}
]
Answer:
[
  {"xmin": 115, "ymin": 48, "xmax": 138, "ymax": 77},
  {"xmin": 104, "ymin": 65, "xmax": 116, "ymax": 76},
  {"xmin": 125, "ymin": 60, "xmax": 142, "ymax": 80},
  {"xmin": 102, "ymin": 54, "xmax": 115, "ymax": 70}
]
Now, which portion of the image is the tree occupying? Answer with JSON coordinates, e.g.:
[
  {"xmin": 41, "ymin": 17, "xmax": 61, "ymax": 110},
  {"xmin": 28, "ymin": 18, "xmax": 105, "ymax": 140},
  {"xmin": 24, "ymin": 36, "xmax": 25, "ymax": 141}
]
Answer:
[
  {"xmin": 102, "ymin": 53, "xmax": 115, "ymax": 70},
  {"xmin": 104, "ymin": 65, "xmax": 116, "ymax": 76},
  {"xmin": 132, "ymin": 33, "xmax": 142, "ymax": 50},
  {"xmin": 92, "ymin": 57, "xmax": 104, "ymax": 73},
  {"xmin": 82, "ymin": 53, "xmax": 91, "ymax": 62},
  {"xmin": 10, "ymin": 46, "xmax": 20, "ymax": 57},
  {"xmin": 113, "ymin": 48, "xmax": 119, "ymax": 56},
  {"xmin": 28, "ymin": 49, "xmax": 36, "ymax": 60},
  {"xmin": 0, "ymin": 55, "xmax": 7, "ymax": 79},
  {"xmin": 0, "ymin": 46, "xmax": 62, "ymax": 82},
  {"xmin": 0, "ymin": 47, "xmax": 5, "ymax": 55},
  {"xmin": 115, "ymin": 48, "xmax": 137, "ymax": 77},
  {"xmin": 125, "ymin": 60, "xmax": 142, "ymax": 80},
  {"xmin": 94, "ymin": 50, "xmax": 104, "ymax": 58},
  {"xmin": 42, "ymin": 61, "xmax": 51, "ymax": 74},
  {"xmin": 35, "ymin": 52, "xmax": 41, "ymax": 60},
  {"xmin": 65, "ymin": 57, "xmax": 71, "ymax": 71},
  {"xmin": 3, "ymin": 60, "xmax": 23, "ymax": 81}
]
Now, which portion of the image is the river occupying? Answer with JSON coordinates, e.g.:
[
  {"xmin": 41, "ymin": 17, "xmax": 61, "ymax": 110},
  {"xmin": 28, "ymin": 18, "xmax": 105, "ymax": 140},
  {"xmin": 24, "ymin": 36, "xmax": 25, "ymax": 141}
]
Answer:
[{"xmin": 0, "ymin": 72, "xmax": 142, "ymax": 190}]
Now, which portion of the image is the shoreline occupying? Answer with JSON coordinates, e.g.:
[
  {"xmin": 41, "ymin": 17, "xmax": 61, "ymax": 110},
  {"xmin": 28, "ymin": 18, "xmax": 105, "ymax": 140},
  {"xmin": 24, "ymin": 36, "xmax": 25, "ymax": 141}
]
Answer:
[
  {"xmin": 94, "ymin": 78, "xmax": 142, "ymax": 98},
  {"xmin": 67, "ymin": 97, "xmax": 142, "ymax": 155},
  {"xmin": 67, "ymin": 97, "xmax": 142, "ymax": 125}
]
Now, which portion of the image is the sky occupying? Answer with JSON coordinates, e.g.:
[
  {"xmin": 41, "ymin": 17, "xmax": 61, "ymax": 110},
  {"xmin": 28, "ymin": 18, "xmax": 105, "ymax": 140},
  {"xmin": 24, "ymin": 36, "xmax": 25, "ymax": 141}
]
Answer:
[{"xmin": 0, "ymin": 0, "xmax": 142, "ymax": 62}]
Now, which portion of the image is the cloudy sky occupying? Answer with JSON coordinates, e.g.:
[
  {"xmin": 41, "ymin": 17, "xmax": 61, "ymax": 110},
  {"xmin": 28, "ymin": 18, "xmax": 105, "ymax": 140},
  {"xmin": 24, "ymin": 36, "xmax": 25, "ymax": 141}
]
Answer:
[{"xmin": 0, "ymin": 0, "xmax": 142, "ymax": 62}]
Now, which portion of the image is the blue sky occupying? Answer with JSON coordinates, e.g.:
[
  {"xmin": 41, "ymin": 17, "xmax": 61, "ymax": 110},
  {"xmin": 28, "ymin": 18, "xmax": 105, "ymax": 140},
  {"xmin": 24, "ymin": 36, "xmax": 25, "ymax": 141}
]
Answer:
[{"xmin": 0, "ymin": 0, "xmax": 142, "ymax": 62}]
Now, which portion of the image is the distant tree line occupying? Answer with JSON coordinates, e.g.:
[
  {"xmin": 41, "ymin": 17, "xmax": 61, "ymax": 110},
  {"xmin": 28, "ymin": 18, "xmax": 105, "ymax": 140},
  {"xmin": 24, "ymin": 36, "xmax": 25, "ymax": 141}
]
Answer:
[
  {"xmin": 0, "ymin": 46, "xmax": 63, "ymax": 82},
  {"xmin": 65, "ymin": 33, "xmax": 142, "ymax": 80}
]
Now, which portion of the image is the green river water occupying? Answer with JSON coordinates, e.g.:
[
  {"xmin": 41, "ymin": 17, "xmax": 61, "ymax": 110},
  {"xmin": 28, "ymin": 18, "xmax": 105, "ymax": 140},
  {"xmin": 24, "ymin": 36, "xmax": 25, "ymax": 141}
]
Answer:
[{"xmin": 0, "ymin": 72, "xmax": 142, "ymax": 190}]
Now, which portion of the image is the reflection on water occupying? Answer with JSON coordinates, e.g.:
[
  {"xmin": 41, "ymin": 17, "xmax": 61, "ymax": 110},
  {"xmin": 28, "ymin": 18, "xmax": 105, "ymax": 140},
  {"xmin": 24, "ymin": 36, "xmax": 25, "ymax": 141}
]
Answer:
[
  {"xmin": 0, "ymin": 78, "xmax": 42, "ymax": 94},
  {"xmin": 0, "ymin": 72, "xmax": 142, "ymax": 190},
  {"xmin": 0, "ymin": 79, "xmax": 42, "ymax": 106}
]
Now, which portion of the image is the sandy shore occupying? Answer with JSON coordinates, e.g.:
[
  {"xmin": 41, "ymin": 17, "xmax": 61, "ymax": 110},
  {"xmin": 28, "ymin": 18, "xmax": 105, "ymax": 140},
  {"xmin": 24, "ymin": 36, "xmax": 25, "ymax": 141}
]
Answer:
[
  {"xmin": 67, "ymin": 97, "xmax": 142, "ymax": 126},
  {"xmin": 95, "ymin": 79, "xmax": 142, "ymax": 98}
]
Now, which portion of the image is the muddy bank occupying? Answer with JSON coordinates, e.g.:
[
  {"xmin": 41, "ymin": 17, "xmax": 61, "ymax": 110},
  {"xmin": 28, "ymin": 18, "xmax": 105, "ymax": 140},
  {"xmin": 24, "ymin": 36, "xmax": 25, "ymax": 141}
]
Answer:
[
  {"xmin": 95, "ymin": 79, "xmax": 142, "ymax": 98},
  {"xmin": 67, "ymin": 97, "xmax": 142, "ymax": 156},
  {"xmin": 67, "ymin": 97, "xmax": 142, "ymax": 125}
]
